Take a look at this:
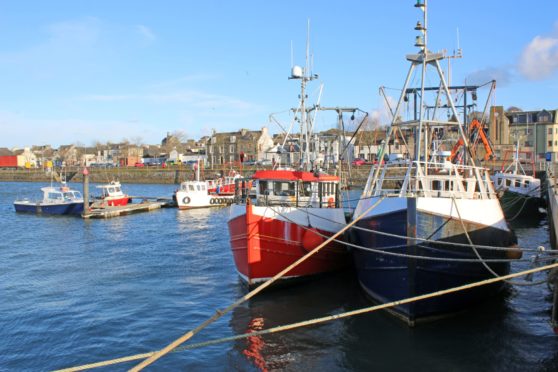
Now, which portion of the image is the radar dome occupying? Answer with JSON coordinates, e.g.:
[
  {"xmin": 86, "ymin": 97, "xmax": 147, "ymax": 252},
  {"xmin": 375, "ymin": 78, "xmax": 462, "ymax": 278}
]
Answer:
[{"xmin": 291, "ymin": 65, "xmax": 303, "ymax": 78}]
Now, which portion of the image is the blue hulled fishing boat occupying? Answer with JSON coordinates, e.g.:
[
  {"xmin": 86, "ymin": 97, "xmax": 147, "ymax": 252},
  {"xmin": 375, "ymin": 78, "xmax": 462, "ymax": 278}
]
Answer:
[
  {"xmin": 14, "ymin": 182, "xmax": 84, "ymax": 216},
  {"xmin": 350, "ymin": 0, "xmax": 520, "ymax": 325}
]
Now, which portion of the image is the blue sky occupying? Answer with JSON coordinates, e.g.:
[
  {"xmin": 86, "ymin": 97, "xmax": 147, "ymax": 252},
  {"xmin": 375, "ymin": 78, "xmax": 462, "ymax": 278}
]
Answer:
[{"xmin": 1, "ymin": 0, "xmax": 557, "ymax": 148}]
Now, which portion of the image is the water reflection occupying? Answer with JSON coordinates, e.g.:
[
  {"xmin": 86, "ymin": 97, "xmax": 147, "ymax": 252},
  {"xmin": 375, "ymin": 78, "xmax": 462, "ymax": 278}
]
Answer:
[
  {"xmin": 176, "ymin": 208, "xmax": 216, "ymax": 232},
  {"xmin": 229, "ymin": 271, "xmax": 359, "ymax": 371}
]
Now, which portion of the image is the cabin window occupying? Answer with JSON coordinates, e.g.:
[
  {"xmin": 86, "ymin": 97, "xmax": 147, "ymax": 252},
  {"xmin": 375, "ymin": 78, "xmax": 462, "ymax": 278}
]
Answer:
[
  {"xmin": 505, "ymin": 179, "xmax": 511, "ymax": 187},
  {"xmin": 196, "ymin": 185, "xmax": 201, "ymax": 191},
  {"xmin": 259, "ymin": 181, "xmax": 270, "ymax": 195},
  {"xmin": 445, "ymin": 181, "xmax": 450, "ymax": 190},
  {"xmin": 188, "ymin": 185, "xmax": 195, "ymax": 191},
  {"xmin": 525, "ymin": 180, "xmax": 530, "ymax": 187},
  {"xmin": 432, "ymin": 180, "xmax": 442, "ymax": 190},
  {"xmin": 108, "ymin": 187, "xmax": 115, "ymax": 193},
  {"xmin": 274, "ymin": 181, "xmax": 295, "ymax": 196},
  {"xmin": 300, "ymin": 182, "xmax": 312, "ymax": 197},
  {"xmin": 201, "ymin": 185, "xmax": 206, "ymax": 191},
  {"xmin": 514, "ymin": 180, "xmax": 520, "ymax": 187},
  {"xmin": 49, "ymin": 192, "xmax": 63, "ymax": 200}
]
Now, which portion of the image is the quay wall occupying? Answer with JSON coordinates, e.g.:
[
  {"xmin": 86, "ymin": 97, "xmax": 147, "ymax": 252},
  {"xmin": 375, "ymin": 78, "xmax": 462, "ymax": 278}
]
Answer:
[
  {"xmin": 0, "ymin": 167, "xmax": 372, "ymax": 185},
  {"xmin": 2, "ymin": 162, "xmax": 556, "ymax": 185}
]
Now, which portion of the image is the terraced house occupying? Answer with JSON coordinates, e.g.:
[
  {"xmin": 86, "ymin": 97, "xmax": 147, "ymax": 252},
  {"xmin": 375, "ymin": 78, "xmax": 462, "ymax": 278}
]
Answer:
[
  {"xmin": 506, "ymin": 108, "xmax": 558, "ymax": 163},
  {"xmin": 206, "ymin": 127, "xmax": 274, "ymax": 167}
]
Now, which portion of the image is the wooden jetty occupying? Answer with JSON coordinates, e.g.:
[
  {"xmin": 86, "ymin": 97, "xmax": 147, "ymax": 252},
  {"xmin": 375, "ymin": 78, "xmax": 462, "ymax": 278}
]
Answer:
[
  {"xmin": 80, "ymin": 168, "xmax": 176, "ymax": 219},
  {"xmin": 82, "ymin": 200, "xmax": 164, "ymax": 219}
]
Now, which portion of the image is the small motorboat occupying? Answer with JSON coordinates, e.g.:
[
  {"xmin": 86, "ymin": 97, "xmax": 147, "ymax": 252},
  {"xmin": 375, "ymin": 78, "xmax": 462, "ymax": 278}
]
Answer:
[
  {"xmin": 96, "ymin": 181, "xmax": 130, "ymax": 206},
  {"xmin": 14, "ymin": 182, "xmax": 84, "ymax": 216}
]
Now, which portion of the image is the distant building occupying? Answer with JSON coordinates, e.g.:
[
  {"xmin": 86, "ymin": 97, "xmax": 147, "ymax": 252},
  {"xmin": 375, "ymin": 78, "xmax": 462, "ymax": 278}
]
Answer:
[
  {"xmin": 207, "ymin": 127, "xmax": 274, "ymax": 167},
  {"xmin": 505, "ymin": 108, "xmax": 558, "ymax": 162}
]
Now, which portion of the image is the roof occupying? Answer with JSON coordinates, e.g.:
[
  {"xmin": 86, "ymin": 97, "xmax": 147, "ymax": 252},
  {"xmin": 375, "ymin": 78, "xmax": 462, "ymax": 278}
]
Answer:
[
  {"xmin": 252, "ymin": 170, "xmax": 339, "ymax": 182},
  {"xmin": 0, "ymin": 148, "xmax": 14, "ymax": 156}
]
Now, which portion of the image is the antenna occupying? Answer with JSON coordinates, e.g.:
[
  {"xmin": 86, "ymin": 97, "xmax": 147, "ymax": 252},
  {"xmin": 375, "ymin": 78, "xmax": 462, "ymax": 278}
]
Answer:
[
  {"xmin": 456, "ymin": 27, "xmax": 461, "ymax": 56},
  {"xmin": 306, "ymin": 19, "xmax": 310, "ymax": 77},
  {"xmin": 290, "ymin": 40, "xmax": 294, "ymax": 69}
]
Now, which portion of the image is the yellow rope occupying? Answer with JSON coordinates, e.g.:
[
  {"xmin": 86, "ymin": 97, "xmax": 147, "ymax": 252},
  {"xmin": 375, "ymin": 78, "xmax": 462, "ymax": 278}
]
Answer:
[
  {"xmin": 55, "ymin": 261, "xmax": 558, "ymax": 372},
  {"xmin": 127, "ymin": 197, "xmax": 386, "ymax": 371}
]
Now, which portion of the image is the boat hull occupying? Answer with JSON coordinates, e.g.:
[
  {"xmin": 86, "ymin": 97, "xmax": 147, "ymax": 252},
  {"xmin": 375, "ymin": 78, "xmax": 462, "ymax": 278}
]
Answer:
[
  {"xmin": 499, "ymin": 189, "xmax": 542, "ymax": 220},
  {"xmin": 351, "ymin": 196, "xmax": 518, "ymax": 324},
  {"xmin": 175, "ymin": 190, "xmax": 233, "ymax": 209},
  {"xmin": 102, "ymin": 196, "xmax": 130, "ymax": 207},
  {"xmin": 14, "ymin": 201, "xmax": 84, "ymax": 216},
  {"xmin": 228, "ymin": 204, "xmax": 350, "ymax": 287}
]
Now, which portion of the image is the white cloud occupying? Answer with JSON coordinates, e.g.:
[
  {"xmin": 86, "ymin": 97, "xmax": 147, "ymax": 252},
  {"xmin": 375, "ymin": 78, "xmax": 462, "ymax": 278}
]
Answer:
[
  {"xmin": 136, "ymin": 25, "xmax": 156, "ymax": 43},
  {"xmin": 518, "ymin": 24, "xmax": 558, "ymax": 80}
]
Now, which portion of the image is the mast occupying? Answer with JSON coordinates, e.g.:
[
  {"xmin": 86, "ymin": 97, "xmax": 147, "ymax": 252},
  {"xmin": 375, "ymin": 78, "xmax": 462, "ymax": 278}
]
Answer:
[{"xmin": 289, "ymin": 19, "xmax": 318, "ymax": 171}]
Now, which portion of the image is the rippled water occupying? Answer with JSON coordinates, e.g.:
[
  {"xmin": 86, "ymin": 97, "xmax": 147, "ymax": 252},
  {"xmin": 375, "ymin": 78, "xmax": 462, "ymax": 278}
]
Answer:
[{"xmin": 1, "ymin": 181, "xmax": 557, "ymax": 371}]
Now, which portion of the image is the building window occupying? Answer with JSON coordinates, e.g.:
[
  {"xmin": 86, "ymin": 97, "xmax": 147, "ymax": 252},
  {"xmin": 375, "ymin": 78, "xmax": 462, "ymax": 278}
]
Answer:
[
  {"xmin": 549, "ymin": 128, "xmax": 553, "ymax": 135},
  {"xmin": 229, "ymin": 145, "xmax": 234, "ymax": 153},
  {"xmin": 549, "ymin": 141, "xmax": 553, "ymax": 148}
]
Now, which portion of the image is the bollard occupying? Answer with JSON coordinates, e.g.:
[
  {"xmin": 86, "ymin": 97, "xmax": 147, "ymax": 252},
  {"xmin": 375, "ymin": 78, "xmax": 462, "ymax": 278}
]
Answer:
[{"xmin": 82, "ymin": 167, "xmax": 90, "ymax": 217}]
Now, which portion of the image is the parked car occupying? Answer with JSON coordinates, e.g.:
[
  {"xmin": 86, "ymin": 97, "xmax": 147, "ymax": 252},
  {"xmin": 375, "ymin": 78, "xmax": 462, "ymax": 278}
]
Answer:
[
  {"xmin": 243, "ymin": 160, "xmax": 257, "ymax": 166},
  {"xmin": 351, "ymin": 158, "xmax": 366, "ymax": 166},
  {"xmin": 134, "ymin": 162, "xmax": 145, "ymax": 167}
]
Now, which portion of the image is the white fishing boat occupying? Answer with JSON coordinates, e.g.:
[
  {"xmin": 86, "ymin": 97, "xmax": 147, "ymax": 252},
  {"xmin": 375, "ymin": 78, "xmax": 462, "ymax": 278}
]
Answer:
[
  {"xmin": 491, "ymin": 143, "xmax": 542, "ymax": 219},
  {"xmin": 175, "ymin": 161, "xmax": 236, "ymax": 209}
]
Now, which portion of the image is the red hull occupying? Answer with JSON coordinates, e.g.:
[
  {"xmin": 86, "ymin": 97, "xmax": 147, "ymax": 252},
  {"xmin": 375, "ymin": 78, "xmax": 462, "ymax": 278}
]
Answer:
[
  {"xmin": 105, "ymin": 197, "xmax": 129, "ymax": 206},
  {"xmin": 228, "ymin": 206, "xmax": 349, "ymax": 286}
]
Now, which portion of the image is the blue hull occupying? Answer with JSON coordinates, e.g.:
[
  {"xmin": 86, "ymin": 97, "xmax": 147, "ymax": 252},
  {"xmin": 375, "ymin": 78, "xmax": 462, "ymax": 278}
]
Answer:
[
  {"xmin": 14, "ymin": 202, "xmax": 84, "ymax": 216},
  {"xmin": 351, "ymin": 204, "xmax": 517, "ymax": 324}
]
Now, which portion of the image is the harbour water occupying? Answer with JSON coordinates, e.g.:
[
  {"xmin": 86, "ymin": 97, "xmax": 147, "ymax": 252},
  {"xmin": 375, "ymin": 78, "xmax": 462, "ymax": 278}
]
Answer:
[{"xmin": 1, "ymin": 181, "xmax": 557, "ymax": 371}]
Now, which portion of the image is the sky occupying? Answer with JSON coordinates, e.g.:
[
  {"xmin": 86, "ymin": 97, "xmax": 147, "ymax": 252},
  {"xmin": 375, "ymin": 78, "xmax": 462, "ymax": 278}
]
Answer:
[{"xmin": 1, "ymin": 0, "xmax": 557, "ymax": 148}]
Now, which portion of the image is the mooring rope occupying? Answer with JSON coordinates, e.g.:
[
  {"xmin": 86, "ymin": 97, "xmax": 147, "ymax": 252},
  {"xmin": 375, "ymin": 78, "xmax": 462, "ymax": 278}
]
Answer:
[
  {"xmin": 55, "ymin": 261, "xmax": 558, "ymax": 372},
  {"xmin": 124, "ymin": 196, "xmax": 387, "ymax": 371},
  {"xmin": 295, "ymin": 201, "xmax": 557, "ymax": 254}
]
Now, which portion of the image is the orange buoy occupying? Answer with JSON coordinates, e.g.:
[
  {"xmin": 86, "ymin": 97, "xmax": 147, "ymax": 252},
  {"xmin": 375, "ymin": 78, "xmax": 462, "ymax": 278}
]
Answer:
[{"xmin": 302, "ymin": 228, "xmax": 325, "ymax": 251}]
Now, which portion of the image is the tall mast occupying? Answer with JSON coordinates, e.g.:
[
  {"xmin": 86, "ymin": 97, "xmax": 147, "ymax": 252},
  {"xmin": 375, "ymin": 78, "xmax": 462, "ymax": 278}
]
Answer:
[{"xmin": 290, "ymin": 19, "xmax": 318, "ymax": 171}]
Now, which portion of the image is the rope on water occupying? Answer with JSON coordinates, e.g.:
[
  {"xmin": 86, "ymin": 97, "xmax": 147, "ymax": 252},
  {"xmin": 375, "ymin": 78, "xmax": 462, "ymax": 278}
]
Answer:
[
  {"xmin": 55, "ymin": 262, "xmax": 558, "ymax": 372},
  {"xmin": 125, "ymin": 196, "xmax": 387, "ymax": 371}
]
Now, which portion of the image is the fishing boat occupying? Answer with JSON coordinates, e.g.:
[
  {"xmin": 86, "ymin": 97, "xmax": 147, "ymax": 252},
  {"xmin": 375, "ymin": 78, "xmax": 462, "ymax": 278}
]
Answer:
[
  {"xmin": 227, "ymin": 39, "xmax": 351, "ymax": 287},
  {"xmin": 491, "ymin": 143, "xmax": 542, "ymax": 219},
  {"xmin": 96, "ymin": 181, "xmax": 130, "ymax": 206},
  {"xmin": 350, "ymin": 0, "xmax": 520, "ymax": 325},
  {"xmin": 14, "ymin": 182, "xmax": 84, "ymax": 216},
  {"xmin": 175, "ymin": 162, "xmax": 237, "ymax": 209},
  {"xmin": 207, "ymin": 170, "xmax": 242, "ymax": 195}
]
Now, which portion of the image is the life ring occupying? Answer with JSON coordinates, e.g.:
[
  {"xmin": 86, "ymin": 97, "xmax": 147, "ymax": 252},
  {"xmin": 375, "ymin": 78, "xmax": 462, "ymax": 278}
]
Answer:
[
  {"xmin": 182, "ymin": 196, "xmax": 191, "ymax": 204},
  {"xmin": 328, "ymin": 197, "xmax": 335, "ymax": 208}
]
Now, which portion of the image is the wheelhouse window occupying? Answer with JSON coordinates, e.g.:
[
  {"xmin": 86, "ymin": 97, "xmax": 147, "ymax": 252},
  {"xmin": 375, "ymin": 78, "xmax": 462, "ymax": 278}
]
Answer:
[
  {"xmin": 300, "ymin": 182, "xmax": 312, "ymax": 197},
  {"xmin": 274, "ymin": 181, "xmax": 295, "ymax": 196},
  {"xmin": 259, "ymin": 181, "xmax": 271, "ymax": 195},
  {"xmin": 188, "ymin": 185, "xmax": 195, "ymax": 191}
]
